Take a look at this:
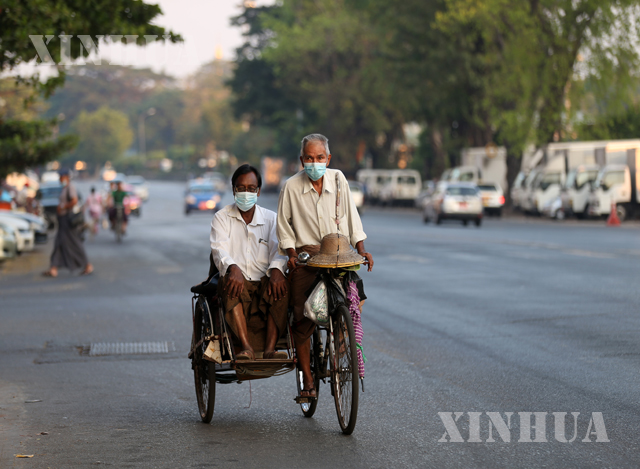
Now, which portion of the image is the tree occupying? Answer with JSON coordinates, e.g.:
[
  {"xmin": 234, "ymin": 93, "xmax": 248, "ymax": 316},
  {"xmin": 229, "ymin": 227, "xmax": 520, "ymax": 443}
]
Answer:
[
  {"xmin": 0, "ymin": 0, "xmax": 180, "ymax": 176},
  {"xmin": 435, "ymin": 0, "xmax": 640, "ymax": 203},
  {"xmin": 70, "ymin": 106, "xmax": 133, "ymax": 170},
  {"xmin": 227, "ymin": 5, "xmax": 303, "ymax": 161},
  {"xmin": 364, "ymin": 0, "xmax": 492, "ymax": 177},
  {"xmin": 0, "ymin": 120, "xmax": 78, "ymax": 179},
  {"xmin": 45, "ymin": 65, "xmax": 176, "ymax": 133},
  {"xmin": 178, "ymin": 60, "xmax": 243, "ymax": 166},
  {"xmin": 261, "ymin": 0, "xmax": 405, "ymax": 170}
]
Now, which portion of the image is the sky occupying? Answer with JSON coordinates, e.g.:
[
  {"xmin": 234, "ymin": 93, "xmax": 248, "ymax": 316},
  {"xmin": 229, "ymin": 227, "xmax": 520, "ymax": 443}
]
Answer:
[{"xmin": 140, "ymin": 0, "xmax": 271, "ymax": 77}]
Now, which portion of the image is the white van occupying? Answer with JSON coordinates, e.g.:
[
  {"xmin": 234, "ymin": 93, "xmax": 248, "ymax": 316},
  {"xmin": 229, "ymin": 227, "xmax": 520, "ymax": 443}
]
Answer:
[
  {"xmin": 532, "ymin": 170, "xmax": 565, "ymax": 214},
  {"xmin": 356, "ymin": 169, "xmax": 391, "ymax": 204},
  {"xmin": 560, "ymin": 165, "xmax": 600, "ymax": 218},
  {"xmin": 588, "ymin": 142, "xmax": 640, "ymax": 221},
  {"xmin": 379, "ymin": 170, "xmax": 422, "ymax": 206}
]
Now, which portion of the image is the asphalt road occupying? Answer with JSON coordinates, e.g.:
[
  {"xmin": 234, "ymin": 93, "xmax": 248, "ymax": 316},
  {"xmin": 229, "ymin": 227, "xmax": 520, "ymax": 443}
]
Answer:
[{"xmin": 2, "ymin": 180, "xmax": 640, "ymax": 468}]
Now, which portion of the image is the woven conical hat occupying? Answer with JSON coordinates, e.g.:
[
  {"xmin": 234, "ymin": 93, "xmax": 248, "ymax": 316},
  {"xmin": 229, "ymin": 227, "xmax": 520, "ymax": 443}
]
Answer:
[{"xmin": 306, "ymin": 233, "xmax": 365, "ymax": 268}]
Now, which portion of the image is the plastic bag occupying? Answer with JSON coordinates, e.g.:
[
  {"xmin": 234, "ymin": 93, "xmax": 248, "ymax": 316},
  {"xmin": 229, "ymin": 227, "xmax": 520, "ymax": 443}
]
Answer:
[{"xmin": 304, "ymin": 281, "xmax": 330, "ymax": 326}]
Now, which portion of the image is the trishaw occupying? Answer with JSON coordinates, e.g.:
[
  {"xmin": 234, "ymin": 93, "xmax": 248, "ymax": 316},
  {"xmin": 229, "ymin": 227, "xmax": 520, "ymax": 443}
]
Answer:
[{"xmin": 188, "ymin": 244, "xmax": 362, "ymax": 435}]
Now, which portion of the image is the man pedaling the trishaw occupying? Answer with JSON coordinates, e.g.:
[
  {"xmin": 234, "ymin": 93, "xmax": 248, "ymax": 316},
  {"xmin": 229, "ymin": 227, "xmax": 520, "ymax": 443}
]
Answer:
[{"xmin": 277, "ymin": 133, "xmax": 374, "ymax": 399}]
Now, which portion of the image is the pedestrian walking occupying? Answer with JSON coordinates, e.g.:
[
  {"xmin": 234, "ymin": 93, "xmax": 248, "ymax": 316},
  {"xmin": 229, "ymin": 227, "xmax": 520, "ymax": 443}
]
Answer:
[
  {"xmin": 85, "ymin": 186, "xmax": 103, "ymax": 237},
  {"xmin": 42, "ymin": 170, "xmax": 93, "ymax": 277}
]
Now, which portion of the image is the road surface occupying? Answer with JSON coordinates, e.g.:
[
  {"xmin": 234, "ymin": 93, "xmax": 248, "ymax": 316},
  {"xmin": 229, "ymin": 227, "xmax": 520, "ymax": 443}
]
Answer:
[{"xmin": 2, "ymin": 181, "xmax": 639, "ymax": 468}]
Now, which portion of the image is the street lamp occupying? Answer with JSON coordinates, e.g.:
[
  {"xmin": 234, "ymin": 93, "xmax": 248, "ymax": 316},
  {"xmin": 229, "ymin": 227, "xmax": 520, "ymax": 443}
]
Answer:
[{"xmin": 138, "ymin": 107, "xmax": 156, "ymax": 158}]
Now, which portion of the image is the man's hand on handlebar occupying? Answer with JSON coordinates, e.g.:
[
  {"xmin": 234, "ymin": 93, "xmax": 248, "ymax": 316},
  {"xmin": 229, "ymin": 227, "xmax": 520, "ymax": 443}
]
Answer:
[
  {"xmin": 360, "ymin": 252, "xmax": 374, "ymax": 271},
  {"xmin": 286, "ymin": 248, "xmax": 300, "ymax": 274},
  {"xmin": 225, "ymin": 265, "xmax": 245, "ymax": 299},
  {"xmin": 267, "ymin": 268, "xmax": 287, "ymax": 301},
  {"xmin": 355, "ymin": 241, "xmax": 374, "ymax": 272},
  {"xmin": 287, "ymin": 256, "xmax": 299, "ymax": 272}
]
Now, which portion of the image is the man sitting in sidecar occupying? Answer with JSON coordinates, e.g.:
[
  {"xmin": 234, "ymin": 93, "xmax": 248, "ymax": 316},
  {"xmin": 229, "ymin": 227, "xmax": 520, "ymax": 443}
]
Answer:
[{"xmin": 210, "ymin": 164, "xmax": 289, "ymax": 360}]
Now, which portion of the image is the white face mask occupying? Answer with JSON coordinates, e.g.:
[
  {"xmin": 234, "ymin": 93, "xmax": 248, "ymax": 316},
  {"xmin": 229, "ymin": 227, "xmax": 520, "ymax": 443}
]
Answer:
[{"xmin": 235, "ymin": 192, "xmax": 258, "ymax": 211}]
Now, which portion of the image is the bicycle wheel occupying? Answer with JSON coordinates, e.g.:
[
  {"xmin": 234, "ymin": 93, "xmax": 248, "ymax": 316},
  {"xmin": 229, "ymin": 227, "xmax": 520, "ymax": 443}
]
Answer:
[
  {"xmin": 296, "ymin": 329, "xmax": 320, "ymax": 417},
  {"xmin": 193, "ymin": 297, "xmax": 216, "ymax": 423},
  {"xmin": 329, "ymin": 305, "xmax": 359, "ymax": 435}
]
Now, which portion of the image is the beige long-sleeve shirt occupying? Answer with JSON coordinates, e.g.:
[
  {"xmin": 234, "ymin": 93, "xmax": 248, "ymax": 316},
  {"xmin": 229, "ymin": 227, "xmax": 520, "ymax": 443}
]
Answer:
[
  {"xmin": 277, "ymin": 168, "xmax": 367, "ymax": 253},
  {"xmin": 210, "ymin": 204, "xmax": 287, "ymax": 281}
]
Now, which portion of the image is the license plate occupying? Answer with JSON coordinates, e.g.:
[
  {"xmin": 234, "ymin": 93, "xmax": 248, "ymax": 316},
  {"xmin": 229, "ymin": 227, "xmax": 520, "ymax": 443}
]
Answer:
[{"xmin": 459, "ymin": 202, "xmax": 468, "ymax": 208}]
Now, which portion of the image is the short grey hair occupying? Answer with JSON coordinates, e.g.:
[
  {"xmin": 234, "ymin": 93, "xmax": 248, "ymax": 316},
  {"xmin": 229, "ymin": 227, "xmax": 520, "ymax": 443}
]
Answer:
[{"xmin": 300, "ymin": 133, "xmax": 330, "ymax": 156}]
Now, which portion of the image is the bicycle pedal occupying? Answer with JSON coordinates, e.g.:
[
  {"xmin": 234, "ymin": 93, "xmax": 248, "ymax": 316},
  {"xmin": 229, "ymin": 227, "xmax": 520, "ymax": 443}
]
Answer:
[{"xmin": 294, "ymin": 396, "xmax": 315, "ymax": 404}]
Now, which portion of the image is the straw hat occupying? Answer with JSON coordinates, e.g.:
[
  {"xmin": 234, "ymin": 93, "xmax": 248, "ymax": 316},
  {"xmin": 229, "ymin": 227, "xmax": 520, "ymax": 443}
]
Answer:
[{"xmin": 307, "ymin": 233, "xmax": 365, "ymax": 268}]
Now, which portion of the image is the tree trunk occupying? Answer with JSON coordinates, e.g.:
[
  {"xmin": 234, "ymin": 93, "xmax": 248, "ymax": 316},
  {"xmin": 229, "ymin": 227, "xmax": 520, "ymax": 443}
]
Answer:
[
  {"xmin": 430, "ymin": 126, "xmax": 447, "ymax": 179},
  {"xmin": 504, "ymin": 143, "xmax": 520, "ymax": 209}
]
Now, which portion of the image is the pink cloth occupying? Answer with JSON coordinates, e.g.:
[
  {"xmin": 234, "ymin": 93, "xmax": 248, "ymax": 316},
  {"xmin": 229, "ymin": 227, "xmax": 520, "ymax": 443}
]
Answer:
[{"xmin": 346, "ymin": 281, "xmax": 365, "ymax": 379}]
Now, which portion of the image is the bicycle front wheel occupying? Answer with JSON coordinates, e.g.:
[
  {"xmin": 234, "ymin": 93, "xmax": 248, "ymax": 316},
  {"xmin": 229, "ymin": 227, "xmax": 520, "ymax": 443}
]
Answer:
[
  {"xmin": 330, "ymin": 305, "xmax": 359, "ymax": 435},
  {"xmin": 193, "ymin": 297, "xmax": 216, "ymax": 423}
]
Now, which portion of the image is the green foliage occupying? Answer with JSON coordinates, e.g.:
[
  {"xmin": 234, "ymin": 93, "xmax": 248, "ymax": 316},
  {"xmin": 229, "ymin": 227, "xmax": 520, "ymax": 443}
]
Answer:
[
  {"xmin": 70, "ymin": 106, "xmax": 133, "ymax": 169},
  {"xmin": 45, "ymin": 65, "xmax": 176, "ymax": 131},
  {"xmin": 261, "ymin": 0, "xmax": 404, "ymax": 169},
  {"xmin": 0, "ymin": 119, "xmax": 78, "ymax": 179},
  {"xmin": 578, "ymin": 105, "xmax": 640, "ymax": 141},
  {"xmin": 0, "ymin": 0, "xmax": 181, "ymax": 97},
  {"xmin": 227, "ymin": 5, "xmax": 302, "ymax": 161},
  {"xmin": 0, "ymin": 79, "xmax": 49, "ymax": 120},
  {"xmin": 433, "ymin": 0, "xmax": 640, "ymax": 200},
  {"xmin": 0, "ymin": 0, "xmax": 180, "ymax": 177}
]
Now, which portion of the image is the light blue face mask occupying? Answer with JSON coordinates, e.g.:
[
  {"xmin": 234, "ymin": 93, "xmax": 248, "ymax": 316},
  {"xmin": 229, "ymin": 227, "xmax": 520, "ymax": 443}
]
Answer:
[
  {"xmin": 304, "ymin": 163, "xmax": 326, "ymax": 181},
  {"xmin": 235, "ymin": 192, "xmax": 258, "ymax": 212}
]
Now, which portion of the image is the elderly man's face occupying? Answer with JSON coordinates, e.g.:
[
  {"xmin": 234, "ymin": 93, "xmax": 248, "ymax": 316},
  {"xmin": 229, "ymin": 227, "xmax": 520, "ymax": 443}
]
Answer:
[{"xmin": 300, "ymin": 141, "xmax": 331, "ymax": 168}]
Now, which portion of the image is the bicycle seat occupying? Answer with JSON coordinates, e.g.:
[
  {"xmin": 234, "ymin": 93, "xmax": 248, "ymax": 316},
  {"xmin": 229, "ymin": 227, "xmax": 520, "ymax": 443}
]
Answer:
[{"xmin": 190, "ymin": 273, "xmax": 219, "ymax": 295}]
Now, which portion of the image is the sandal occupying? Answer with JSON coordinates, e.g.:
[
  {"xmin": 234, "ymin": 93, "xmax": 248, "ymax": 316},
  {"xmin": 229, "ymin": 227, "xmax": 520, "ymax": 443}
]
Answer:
[
  {"xmin": 263, "ymin": 350, "xmax": 288, "ymax": 359},
  {"xmin": 42, "ymin": 270, "xmax": 57, "ymax": 278},
  {"xmin": 236, "ymin": 349, "xmax": 255, "ymax": 361}
]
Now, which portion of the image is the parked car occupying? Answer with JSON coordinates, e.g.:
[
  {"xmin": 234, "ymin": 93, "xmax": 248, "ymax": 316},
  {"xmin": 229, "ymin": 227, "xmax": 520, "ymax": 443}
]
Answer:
[
  {"xmin": 0, "ymin": 210, "xmax": 47, "ymax": 244},
  {"xmin": 0, "ymin": 213, "xmax": 34, "ymax": 253},
  {"xmin": 36, "ymin": 182, "xmax": 63, "ymax": 229},
  {"xmin": 477, "ymin": 183, "xmax": 505, "ymax": 217},
  {"xmin": 127, "ymin": 175, "xmax": 149, "ymax": 202},
  {"xmin": 185, "ymin": 181, "xmax": 222, "ymax": 215},
  {"xmin": 423, "ymin": 182, "xmax": 483, "ymax": 227},
  {"xmin": 0, "ymin": 222, "xmax": 18, "ymax": 260},
  {"xmin": 348, "ymin": 180, "xmax": 364, "ymax": 214}
]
